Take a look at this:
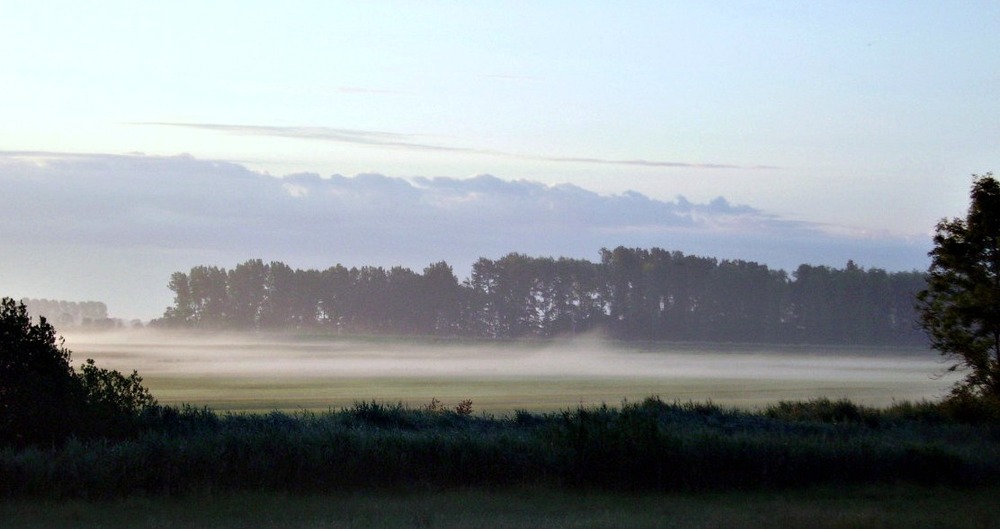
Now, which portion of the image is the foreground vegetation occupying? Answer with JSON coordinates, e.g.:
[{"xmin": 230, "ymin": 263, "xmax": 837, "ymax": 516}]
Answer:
[{"xmin": 2, "ymin": 397, "xmax": 998, "ymax": 499}]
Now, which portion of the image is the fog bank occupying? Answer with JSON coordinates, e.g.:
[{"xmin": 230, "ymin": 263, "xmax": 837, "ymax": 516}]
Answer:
[{"xmin": 60, "ymin": 331, "xmax": 955, "ymax": 411}]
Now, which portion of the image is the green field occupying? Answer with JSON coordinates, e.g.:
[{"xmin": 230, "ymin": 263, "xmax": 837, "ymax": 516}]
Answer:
[
  {"xmin": 139, "ymin": 374, "xmax": 947, "ymax": 413},
  {"xmin": 3, "ymin": 485, "xmax": 996, "ymax": 529}
]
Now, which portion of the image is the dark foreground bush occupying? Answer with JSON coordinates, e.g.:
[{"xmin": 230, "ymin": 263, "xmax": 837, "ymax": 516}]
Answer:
[
  {"xmin": 1, "ymin": 398, "xmax": 998, "ymax": 498},
  {"xmin": 1, "ymin": 297, "xmax": 157, "ymax": 447},
  {"xmin": 765, "ymin": 396, "xmax": 1000, "ymax": 426}
]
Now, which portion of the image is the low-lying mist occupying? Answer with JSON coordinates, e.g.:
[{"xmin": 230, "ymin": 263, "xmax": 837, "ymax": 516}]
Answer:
[{"xmin": 60, "ymin": 330, "xmax": 957, "ymax": 411}]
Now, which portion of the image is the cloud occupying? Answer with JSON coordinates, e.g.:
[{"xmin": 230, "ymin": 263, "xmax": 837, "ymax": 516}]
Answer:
[
  {"xmin": 138, "ymin": 122, "xmax": 778, "ymax": 170},
  {"xmin": 0, "ymin": 151, "xmax": 928, "ymax": 319}
]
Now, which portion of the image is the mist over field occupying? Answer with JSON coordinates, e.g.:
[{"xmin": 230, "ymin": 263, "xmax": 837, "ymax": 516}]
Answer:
[{"xmin": 61, "ymin": 331, "xmax": 955, "ymax": 412}]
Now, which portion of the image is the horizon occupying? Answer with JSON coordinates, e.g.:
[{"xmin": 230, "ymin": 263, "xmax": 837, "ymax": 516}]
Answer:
[{"xmin": 2, "ymin": 3, "xmax": 997, "ymax": 319}]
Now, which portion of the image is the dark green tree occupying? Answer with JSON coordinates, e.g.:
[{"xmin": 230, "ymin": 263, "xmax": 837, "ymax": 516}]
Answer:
[
  {"xmin": 78, "ymin": 358, "xmax": 157, "ymax": 437},
  {"xmin": 0, "ymin": 297, "xmax": 157, "ymax": 446},
  {"xmin": 918, "ymin": 173, "xmax": 1000, "ymax": 404},
  {"xmin": 0, "ymin": 297, "xmax": 82, "ymax": 446}
]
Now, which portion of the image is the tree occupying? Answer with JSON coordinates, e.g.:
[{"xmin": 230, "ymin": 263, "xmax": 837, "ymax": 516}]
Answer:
[
  {"xmin": 77, "ymin": 358, "xmax": 157, "ymax": 438},
  {"xmin": 918, "ymin": 173, "xmax": 1000, "ymax": 404},
  {"xmin": 421, "ymin": 261, "xmax": 464, "ymax": 335},
  {"xmin": 162, "ymin": 271, "xmax": 195, "ymax": 325},
  {"xmin": 0, "ymin": 297, "xmax": 157, "ymax": 446},
  {"xmin": 0, "ymin": 297, "xmax": 82, "ymax": 446},
  {"xmin": 227, "ymin": 259, "xmax": 268, "ymax": 328}
]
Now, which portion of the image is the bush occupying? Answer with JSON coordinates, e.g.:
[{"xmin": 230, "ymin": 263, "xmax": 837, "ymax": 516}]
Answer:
[
  {"xmin": 938, "ymin": 387, "xmax": 1000, "ymax": 423},
  {"xmin": 764, "ymin": 398, "xmax": 882, "ymax": 426},
  {"xmin": 0, "ymin": 298, "xmax": 83, "ymax": 446},
  {"xmin": 0, "ymin": 297, "xmax": 157, "ymax": 447},
  {"xmin": 78, "ymin": 359, "xmax": 158, "ymax": 438}
]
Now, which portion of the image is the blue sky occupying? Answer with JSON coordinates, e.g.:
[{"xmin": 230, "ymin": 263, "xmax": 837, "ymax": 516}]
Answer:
[{"xmin": 1, "ymin": 2, "xmax": 998, "ymax": 319}]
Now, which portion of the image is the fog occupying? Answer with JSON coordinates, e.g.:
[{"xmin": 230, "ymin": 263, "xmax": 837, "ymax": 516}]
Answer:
[{"xmin": 61, "ymin": 331, "xmax": 957, "ymax": 411}]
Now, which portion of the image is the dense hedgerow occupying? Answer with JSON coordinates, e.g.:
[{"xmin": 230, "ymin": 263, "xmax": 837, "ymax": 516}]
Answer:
[{"xmin": 1, "ymin": 397, "xmax": 998, "ymax": 498}]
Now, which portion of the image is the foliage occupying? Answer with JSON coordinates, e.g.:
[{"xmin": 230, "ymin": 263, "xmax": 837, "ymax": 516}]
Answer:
[
  {"xmin": 0, "ymin": 297, "xmax": 157, "ymax": 447},
  {"xmin": 0, "ymin": 297, "xmax": 83, "ymax": 446},
  {"xmin": 78, "ymin": 359, "xmax": 158, "ymax": 436},
  {"xmin": 918, "ymin": 173, "xmax": 1000, "ymax": 405},
  {"xmin": 454, "ymin": 399, "xmax": 473, "ymax": 416}
]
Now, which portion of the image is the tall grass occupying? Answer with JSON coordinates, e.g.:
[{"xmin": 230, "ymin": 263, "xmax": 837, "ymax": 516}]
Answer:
[{"xmin": 1, "ymin": 398, "xmax": 997, "ymax": 498}]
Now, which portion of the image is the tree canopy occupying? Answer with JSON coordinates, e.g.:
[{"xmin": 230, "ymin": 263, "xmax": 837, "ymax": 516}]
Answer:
[
  {"xmin": 919, "ymin": 173, "xmax": 1000, "ymax": 403},
  {"xmin": 0, "ymin": 297, "xmax": 156, "ymax": 447}
]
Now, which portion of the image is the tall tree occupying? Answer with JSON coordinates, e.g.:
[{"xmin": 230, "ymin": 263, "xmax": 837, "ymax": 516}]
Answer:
[
  {"xmin": 260, "ymin": 261, "xmax": 297, "ymax": 328},
  {"xmin": 421, "ymin": 261, "xmax": 464, "ymax": 335},
  {"xmin": 918, "ymin": 173, "xmax": 1000, "ymax": 402},
  {"xmin": 318, "ymin": 265, "xmax": 354, "ymax": 331},
  {"xmin": 467, "ymin": 257, "xmax": 502, "ymax": 337},
  {"xmin": 188, "ymin": 265, "xmax": 229, "ymax": 327},
  {"xmin": 600, "ymin": 247, "xmax": 649, "ymax": 338},
  {"xmin": 227, "ymin": 259, "xmax": 268, "ymax": 328},
  {"xmin": 163, "ymin": 272, "xmax": 195, "ymax": 325}
]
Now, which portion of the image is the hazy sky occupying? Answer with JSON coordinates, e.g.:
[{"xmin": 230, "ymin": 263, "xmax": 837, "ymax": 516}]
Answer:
[{"xmin": 2, "ymin": 2, "xmax": 998, "ymax": 319}]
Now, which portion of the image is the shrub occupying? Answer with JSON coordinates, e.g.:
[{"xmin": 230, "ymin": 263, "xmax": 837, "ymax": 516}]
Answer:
[
  {"xmin": 0, "ymin": 297, "xmax": 157, "ymax": 447},
  {"xmin": 78, "ymin": 359, "xmax": 158, "ymax": 437},
  {"xmin": 764, "ymin": 398, "xmax": 882, "ymax": 427},
  {"xmin": 454, "ymin": 399, "xmax": 473, "ymax": 416},
  {"xmin": 0, "ymin": 298, "xmax": 83, "ymax": 446}
]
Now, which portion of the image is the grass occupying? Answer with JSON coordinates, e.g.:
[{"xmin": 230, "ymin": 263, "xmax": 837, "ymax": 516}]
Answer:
[
  {"xmin": 2, "ymin": 485, "xmax": 998, "ymax": 529},
  {"xmin": 140, "ymin": 374, "xmax": 947, "ymax": 413}
]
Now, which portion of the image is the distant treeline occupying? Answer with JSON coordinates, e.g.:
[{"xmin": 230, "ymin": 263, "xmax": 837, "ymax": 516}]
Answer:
[
  {"xmin": 20, "ymin": 298, "xmax": 116, "ymax": 328},
  {"xmin": 155, "ymin": 247, "xmax": 928, "ymax": 345}
]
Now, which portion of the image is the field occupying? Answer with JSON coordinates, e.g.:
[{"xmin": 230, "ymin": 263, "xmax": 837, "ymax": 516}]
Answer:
[{"xmin": 62, "ymin": 331, "xmax": 955, "ymax": 412}]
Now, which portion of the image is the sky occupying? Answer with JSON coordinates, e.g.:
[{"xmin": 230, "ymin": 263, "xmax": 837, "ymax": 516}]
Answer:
[{"xmin": 1, "ymin": 2, "xmax": 998, "ymax": 320}]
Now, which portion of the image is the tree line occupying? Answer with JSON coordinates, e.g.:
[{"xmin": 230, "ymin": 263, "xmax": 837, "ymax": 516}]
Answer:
[
  {"xmin": 20, "ymin": 298, "xmax": 111, "ymax": 328},
  {"xmin": 154, "ymin": 247, "xmax": 927, "ymax": 345}
]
